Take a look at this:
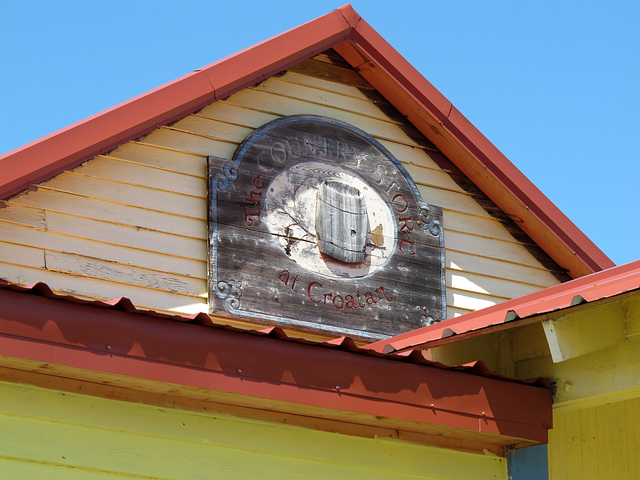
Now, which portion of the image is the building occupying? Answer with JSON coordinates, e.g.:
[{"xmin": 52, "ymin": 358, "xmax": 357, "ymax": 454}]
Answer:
[{"xmin": 0, "ymin": 5, "xmax": 637, "ymax": 479}]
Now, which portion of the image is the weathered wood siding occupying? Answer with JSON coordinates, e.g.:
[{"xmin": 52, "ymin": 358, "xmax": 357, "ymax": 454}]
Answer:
[
  {"xmin": 0, "ymin": 381, "xmax": 507, "ymax": 480},
  {"xmin": 0, "ymin": 52, "xmax": 563, "ymax": 319}
]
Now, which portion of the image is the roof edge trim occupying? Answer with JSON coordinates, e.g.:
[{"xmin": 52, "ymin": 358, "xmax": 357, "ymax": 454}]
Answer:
[{"xmin": 0, "ymin": 6, "xmax": 356, "ymax": 200}]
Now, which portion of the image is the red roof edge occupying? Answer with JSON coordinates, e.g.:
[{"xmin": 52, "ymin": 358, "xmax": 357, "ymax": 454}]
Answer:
[
  {"xmin": 0, "ymin": 7, "xmax": 354, "ymax": 201},
  {"xmin": 344, "ymin": 14, "xmax": 613, "ymax": 274},
  {"xmin": 443, "ymin": 105, "xmax": 614, "ymax": 273},
  {"xmin": 367, "ymin": 259, "xmax": 640, "ymax": 354},
  {"xmin": 0, "ymin": 4, "xmax": 612, "ymax": 275}
]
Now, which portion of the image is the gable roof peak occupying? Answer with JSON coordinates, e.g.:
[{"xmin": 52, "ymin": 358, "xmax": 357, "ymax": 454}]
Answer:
[{"xmin": 0, "ymin": 4, "xmax": 612, "ymax": 278}]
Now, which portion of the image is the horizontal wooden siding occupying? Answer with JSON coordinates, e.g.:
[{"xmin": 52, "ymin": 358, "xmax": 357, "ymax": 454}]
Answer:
[{"xmin": 0, "ymin": 54, "xmax": 562, "ymax": 318}]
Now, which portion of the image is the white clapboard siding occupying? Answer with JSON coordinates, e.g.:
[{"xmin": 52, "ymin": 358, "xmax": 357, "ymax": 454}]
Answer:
[
  {"xmin": 277, "ymin": 71, "xmax": 376, "ymax": 99},
  {"xmin": 0, "ymin": 220, "xmax": 205, "ymax": 280},
  {"xmin": 447, "ymin": 249, "xmax": 561, "ymax": 287},
  {"xmin": 44, "ymin": 172, "xmax": 206, "ymax": 217},
  {"xmin": 222, "ymin": 91, "xmax": 416, "ymax": 146},
  {"xmin": 141, "ymin": 127, "xmax": 239, "ymax": 159},
  {"xmin": 198, "ymin": 101, "xmax": 280, "ymax": 129},
  {"xmin": 171, "ymin": 115, "xmax": 255, "ymax": 143},
  {"xmin": 0, "ymin": 261, "xmax": 207, "ymax": 314},
  {"xmin": 13, "ymin": 188, "xmax": 206, "ymax": 239},
  {"xmin": 75, "ymin": 157, "xmax": 207, "ymax": 197},
  {"xmin": 108, "ymin": 144, "xmax": 207, "ymax": 177},
  {"xmin": 0, "ymin": 55, "xmax": 564, "ymax": 320}
]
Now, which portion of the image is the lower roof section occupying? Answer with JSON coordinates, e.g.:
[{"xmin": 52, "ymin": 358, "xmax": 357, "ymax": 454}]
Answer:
[
  {"xmin": 0, "ymin": 286, "xmax": 551, "ymax": 452},
  {"xmin": 369, "ymin": 260, "xmax": 640, "ymax": 354}
]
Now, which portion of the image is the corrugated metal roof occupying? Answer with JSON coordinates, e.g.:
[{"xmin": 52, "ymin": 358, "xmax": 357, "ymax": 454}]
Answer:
[
  {"xmin": 0, "ymin": 278, "xmax": 547, "ymax": 388},
  {"xmin": 368, "ymin": 260, "xmax": 640, "ymax": 354},
  {"xmin": 0, "ymin": 279, "xmax": 553, "ymax": 444}
]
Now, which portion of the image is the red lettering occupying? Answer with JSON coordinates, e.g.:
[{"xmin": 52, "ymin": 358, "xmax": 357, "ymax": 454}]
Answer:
[
  {"xmin": 307, "ymin": 282, "xmax": 322, "ymax": 303},
  {"xmin": 398, "ymin": 215, "xmax": 414, "ymax": 233},
  {"xmin": 252, "ymin": 175, "xmax": 265, "ymax": 189},
  {"xmin": 279, "ymin": 270, "xmax": 290, "ymax": 286},
  {"xmin": 290, "ymin": 275, "xmax": 299, "ymax": 293},
  {"xmin": 345, "ymin": 295, "xmax": 356, "ymax": 309},
  {"xmin": 240, "ymin": 205, "xmax": 261, "ymax": 226},
  {"xmin": 333, "ymin": 295, "xmax": 344, "ymax": 309},
  {"xmin": 376, "ymin": 286, "xmax": 393, "ymax": 302},
  {"xmin": 365, "ymin": 291, "xmax": 377, "ymax": 306},
  {"xmin": 392, "ymin": 193, "xmax": 409, "ymax": 213},
  {"xmin": 398, "ymin": 239, "xmax": 416, "ymax": 255},
  {"xmin": 323, "ymin": 292, "xmax": 333, "ymax": 305},
  {"xmin": 356, "ymin": 290, "xmax": 366, "ymax": 308},
  {"xmin": 244, "ymin": 190, "xmax": 262, "ymax": 206}
]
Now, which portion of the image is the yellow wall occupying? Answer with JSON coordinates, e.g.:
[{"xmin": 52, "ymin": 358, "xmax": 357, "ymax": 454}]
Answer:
[
  {"xmin": 0, "ymin": 381, "xmax": 506, "ymax": 480},
  {"xmin": 549, "ymin": 396, "xmax": 640, "ymax": 479},
  {"xmin": 425, "ymin": 291, "xmax": 640, "ymax": 478}
]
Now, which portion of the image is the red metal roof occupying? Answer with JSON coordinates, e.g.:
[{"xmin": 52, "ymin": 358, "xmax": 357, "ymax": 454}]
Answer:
[
  {"xmin": 0, "ymin": 279, "xmax": 551, "ymax": 444},
  {"xmin": 0, "ymin": 278, "xmax": 547, "ymax": 388},
  {"xmin": 367, "ymin": 260, "xmax": 640, "ymax": 354},
  {"xmin": 0, "ymin": 4, "xmax": 611, "ymax": 278}
]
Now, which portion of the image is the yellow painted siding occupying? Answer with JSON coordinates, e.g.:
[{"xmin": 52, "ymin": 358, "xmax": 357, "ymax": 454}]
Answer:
[
  {"xmin": 0, "ymin": 381, "xmax": 506, "ymax": 480},
  {"xmin": 0, "ymin": 59, "xmax": 562, "ymax": 317},
  {"xmin": 549, "ymin": 396, "xmax": 640, "ymax": 480}
]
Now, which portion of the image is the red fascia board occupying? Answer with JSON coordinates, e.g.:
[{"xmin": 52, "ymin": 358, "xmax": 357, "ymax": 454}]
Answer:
[
  {"xmin": 345, "ymin": 15, "xmax": 612, "ymax": 273},
  {"xmin": 0, "ymin": 8, "xmax": 353, "ymax": 201},
  {"xmin": 444, "ymin": 106, "xmax": 613, "ymax": 273},
  {"xmin": 368, "ymin": 260, "xmax": 640, "ymax": 353},
  {"xmin": 0, "ymin": 288, "xmax": 551, "ymax": 442},
  {"xmin": 200, "ymin": 8, "xmax": 353, "ymax": 100},
  {"xmin": 0, "ymin": 71, "xmax": 215, "ymax": 200}
]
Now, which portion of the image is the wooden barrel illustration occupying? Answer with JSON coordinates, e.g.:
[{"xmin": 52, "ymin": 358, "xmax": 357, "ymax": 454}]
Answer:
[{"xmin": 316, "ymin": 180, "xmax": 368, "ymax": 263}]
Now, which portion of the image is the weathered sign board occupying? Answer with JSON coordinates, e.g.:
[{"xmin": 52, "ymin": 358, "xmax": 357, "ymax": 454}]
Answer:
[{"xmin": 208, "ymin": 115, "xmax": 445, "ymax": 339}]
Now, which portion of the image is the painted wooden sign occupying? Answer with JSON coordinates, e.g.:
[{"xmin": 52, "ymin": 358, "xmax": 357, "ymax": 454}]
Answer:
[{"xmin": 208, "ymin": 115, "xmax": 444, "ymax": 339}]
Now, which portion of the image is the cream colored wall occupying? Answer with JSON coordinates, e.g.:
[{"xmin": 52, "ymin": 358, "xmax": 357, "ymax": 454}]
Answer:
[
  {"xmin": 0, "ymin": 381, "xmax": 507, "ymax": 480},
  {"xmin": 0, "ymin": 60, "xmax": 561, "ymax": 318}
]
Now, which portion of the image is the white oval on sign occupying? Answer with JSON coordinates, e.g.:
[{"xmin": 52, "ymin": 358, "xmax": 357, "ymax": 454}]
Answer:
[{"xmin": 263, "ymin": 161, "xmax": 397, "ymax": 279}]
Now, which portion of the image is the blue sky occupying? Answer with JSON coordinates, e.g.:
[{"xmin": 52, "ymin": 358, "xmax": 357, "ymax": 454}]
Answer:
[{"xmin": 2, "ymin": 0, "xmax": 638, "ymax": 266}]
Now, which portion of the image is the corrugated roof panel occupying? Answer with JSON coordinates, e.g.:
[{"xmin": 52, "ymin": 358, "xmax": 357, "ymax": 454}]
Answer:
[
  {"xmin": 369, "ymin": 260, "xmax": 640, "ymax": 353},
  {"xmin": 0, "ymin": 278, "xmax": 547, "ymax": 387}
]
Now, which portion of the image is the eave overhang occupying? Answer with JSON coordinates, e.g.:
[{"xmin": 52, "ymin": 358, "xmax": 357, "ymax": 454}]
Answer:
[
  {"xmin": 0, "ymin": 4, "xmax": 611, "ymax": 279},
  {"xmin": 369, "ymin": 260, "xmax": 640, "ymax": 354},
  {"xmin": 0, "ymin": 285, "xmax": 551, "ymax": 449}
]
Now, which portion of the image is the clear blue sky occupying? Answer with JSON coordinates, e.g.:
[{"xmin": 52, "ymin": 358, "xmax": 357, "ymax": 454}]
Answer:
[{"xmin": 2, "ymin": 0, "xmax": 638, "ymax": 266}]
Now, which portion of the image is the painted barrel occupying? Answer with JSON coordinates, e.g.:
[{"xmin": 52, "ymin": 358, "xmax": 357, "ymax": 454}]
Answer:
[{"xmin": 316, "ymin": 180, "xmax": 368, "ymax": 263}]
